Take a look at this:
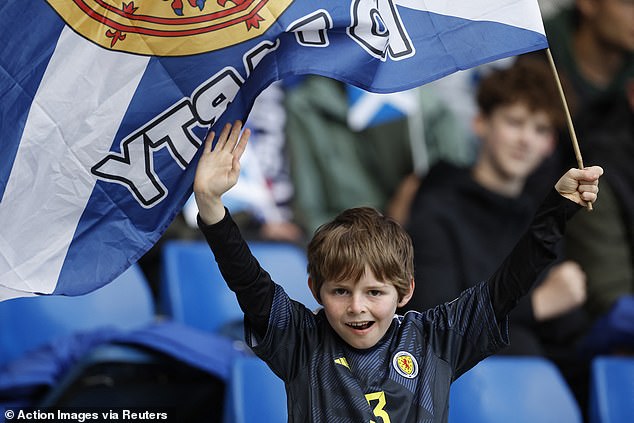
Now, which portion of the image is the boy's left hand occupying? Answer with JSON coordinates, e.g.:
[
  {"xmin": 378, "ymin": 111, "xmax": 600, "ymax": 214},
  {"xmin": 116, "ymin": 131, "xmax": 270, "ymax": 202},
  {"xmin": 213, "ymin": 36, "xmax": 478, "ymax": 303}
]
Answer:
[
  {"xmin": 194, "ymin": 120, "xmax": 250, "ymax": 225},
  {"xmin": 555, "ymin": 166, "xmax": 603, "ymax": 207}
]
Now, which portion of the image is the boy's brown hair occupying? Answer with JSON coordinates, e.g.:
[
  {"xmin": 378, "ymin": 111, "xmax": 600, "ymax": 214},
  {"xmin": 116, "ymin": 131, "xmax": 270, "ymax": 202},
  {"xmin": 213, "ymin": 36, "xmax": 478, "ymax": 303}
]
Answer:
[
  {"xmin": 307, "ymin": 207, "xmax": 414, "ymax": 301},
  {"xmin": 476, "ymin": 58, "xmax": 565, "ymax": 128}
]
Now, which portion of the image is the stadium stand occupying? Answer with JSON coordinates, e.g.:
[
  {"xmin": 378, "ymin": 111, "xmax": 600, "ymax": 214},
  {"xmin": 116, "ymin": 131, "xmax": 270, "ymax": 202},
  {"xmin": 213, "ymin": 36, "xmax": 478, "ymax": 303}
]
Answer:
[
  {"xmin": 160, "ymin": 240, "xmax": 318, "ymax": 336},
  {"xmin": 0, "ymin": 264, "xmax": 154, "ymax": 366}
]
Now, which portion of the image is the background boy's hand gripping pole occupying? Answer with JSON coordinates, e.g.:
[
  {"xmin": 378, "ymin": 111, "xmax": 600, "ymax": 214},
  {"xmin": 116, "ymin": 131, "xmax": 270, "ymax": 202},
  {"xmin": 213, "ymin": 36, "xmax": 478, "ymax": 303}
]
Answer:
[{"xmin": 194, "ymin": 121, "xmax": 250, "ymax": 225}]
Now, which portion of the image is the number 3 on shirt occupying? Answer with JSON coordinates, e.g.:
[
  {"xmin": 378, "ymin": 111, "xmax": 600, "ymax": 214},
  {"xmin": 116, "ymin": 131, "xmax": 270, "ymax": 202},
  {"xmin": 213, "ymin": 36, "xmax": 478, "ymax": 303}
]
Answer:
[{"xmin": 365, "ymin": 391, "xmax": 391, "ymax": 423}]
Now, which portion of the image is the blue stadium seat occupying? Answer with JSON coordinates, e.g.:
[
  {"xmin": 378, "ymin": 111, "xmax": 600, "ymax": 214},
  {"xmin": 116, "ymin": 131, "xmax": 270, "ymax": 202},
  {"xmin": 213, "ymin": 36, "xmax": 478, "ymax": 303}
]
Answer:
[
  {"xmin": 0, "ymin": 264, "xmax": 154, "ymax": 366},
  {"xmin": 589, "ymin": 356, "xmax": 634, "ymax": 423},
  {"xmin": 160, "ymin": 240, "xmax": 318, "ymax": 334},
  {"xmin": 449, "ymin": 356, "xmax": 582, "ymax": 423},
  {"xmin": 160, "ymin": 241, "xmax": 240, "ymax": 334},
  {"xmin": 249, "ymin": 242, "xmax": 318, "ymax": 311},
  {"xmin": 224, "ymin": 356, "xmax": 286, "ymax": 423}
]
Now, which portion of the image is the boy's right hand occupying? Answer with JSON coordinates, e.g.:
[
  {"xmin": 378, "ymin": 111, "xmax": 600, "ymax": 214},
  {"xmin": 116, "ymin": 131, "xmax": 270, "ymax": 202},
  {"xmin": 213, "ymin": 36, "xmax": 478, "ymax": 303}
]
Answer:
[
  {"xmin": 194, "ymin": 121, "xmax": 250, "ymax": 225},
  {"xmin": 554, "ymin": 166, "xmax": 603, "ymax": 207}
]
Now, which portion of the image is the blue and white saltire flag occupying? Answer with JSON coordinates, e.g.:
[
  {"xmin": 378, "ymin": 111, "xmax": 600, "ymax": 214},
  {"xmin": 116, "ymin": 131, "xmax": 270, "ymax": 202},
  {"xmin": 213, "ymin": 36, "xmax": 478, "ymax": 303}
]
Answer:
[
  {"xmin": 0, "ymin": 0, "xmax": 548, "ymax": 300},
  {"xmin": 346, "ymin": 85, "xmax": 419, "ymax": 131}
]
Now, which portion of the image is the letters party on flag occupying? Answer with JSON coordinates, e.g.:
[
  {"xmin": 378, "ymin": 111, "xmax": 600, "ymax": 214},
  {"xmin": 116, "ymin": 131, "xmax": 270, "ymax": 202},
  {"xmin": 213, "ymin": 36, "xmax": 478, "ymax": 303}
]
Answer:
[{"xmin": 0, "ymin": 0, "xmax": 548, "ymax": 299}]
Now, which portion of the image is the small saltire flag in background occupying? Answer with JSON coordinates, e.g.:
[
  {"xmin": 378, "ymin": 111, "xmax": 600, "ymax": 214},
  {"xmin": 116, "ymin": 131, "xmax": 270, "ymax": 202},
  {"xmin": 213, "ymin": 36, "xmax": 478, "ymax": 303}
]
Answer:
[
  {"xmin": 0, "ymin": 0, "xmax": 548, "ymax": 300},
  {"xmin": 346, "ymin": 85, "xmax": 419, "ymax": 132}
]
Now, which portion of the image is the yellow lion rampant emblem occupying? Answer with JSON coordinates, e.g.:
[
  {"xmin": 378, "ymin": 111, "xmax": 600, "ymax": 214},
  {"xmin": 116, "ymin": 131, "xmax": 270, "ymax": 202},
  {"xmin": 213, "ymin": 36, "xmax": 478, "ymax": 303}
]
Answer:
[
  {"xmin": 46, "ymin": 0, "xmax": 293, "ymax": 56},
  {"xmin": 393, "ymin": 351, "xmax": 418, "ymax": 379}
]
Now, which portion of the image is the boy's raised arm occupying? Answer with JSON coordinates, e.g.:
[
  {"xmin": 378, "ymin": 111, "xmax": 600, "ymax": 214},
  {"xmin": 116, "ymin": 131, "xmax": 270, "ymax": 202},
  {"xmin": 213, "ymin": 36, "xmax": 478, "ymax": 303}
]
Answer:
[
  {"xmin": 488, "ymin": 166, "xmax": 603, "ymax": 322},
  {"xmin": 194, "ymin": 121, "xmax": 273, "ymax": 338}
]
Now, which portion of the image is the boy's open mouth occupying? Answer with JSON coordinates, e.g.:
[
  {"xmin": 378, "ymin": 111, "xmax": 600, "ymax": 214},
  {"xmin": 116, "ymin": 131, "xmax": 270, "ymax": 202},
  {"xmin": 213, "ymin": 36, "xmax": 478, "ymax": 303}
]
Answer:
[{"xmin": 346, "ymin": 321, "xmax": 374, "ymax": 330}]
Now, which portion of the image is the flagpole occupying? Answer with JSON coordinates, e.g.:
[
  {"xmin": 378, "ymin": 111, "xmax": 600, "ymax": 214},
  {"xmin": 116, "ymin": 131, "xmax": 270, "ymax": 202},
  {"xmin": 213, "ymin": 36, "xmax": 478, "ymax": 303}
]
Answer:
[{"xmin": 545, "ymin": 47, "xmax": 593, "ymax": 211}]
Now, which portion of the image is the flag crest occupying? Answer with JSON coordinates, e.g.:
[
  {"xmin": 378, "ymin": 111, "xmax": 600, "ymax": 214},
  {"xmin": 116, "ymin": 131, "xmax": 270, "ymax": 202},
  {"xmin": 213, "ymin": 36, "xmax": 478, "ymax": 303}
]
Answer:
[{"xmin": 46, "ymin": 0, "xmax": 293, "ymax": 55}]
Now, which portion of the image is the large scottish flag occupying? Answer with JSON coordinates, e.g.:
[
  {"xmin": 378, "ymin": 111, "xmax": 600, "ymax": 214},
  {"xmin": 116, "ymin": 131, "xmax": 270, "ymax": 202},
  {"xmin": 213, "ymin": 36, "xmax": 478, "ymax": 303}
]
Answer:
[{"xmin": 0, "ymin": 0, "xmax": 547, "ymax": 299}]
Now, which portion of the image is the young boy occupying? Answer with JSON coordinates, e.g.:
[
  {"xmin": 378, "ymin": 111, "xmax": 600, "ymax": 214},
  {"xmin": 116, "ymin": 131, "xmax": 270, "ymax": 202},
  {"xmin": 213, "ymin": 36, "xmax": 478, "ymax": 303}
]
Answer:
[{"xmin": 194, "ymin": 120, "xmax": 602, "ymax": 422}]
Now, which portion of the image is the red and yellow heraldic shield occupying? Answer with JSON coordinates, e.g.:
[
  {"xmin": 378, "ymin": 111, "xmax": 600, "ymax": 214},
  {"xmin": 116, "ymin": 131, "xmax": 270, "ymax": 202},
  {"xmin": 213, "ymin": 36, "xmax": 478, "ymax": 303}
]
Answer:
[{"xmin": 47, "ymin": 0, "xmax": 293, "ymax": 56}]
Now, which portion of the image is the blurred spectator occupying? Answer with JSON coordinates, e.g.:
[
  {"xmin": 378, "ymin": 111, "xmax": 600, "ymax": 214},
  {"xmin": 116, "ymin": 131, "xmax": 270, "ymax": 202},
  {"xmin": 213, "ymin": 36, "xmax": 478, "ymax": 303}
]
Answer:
[
  {"xmin": 402, "ymin": 58, "xmax": 591, "ymax": 405},
  {"xmin": 544, "ymin": 0, "xmax": 634, "ymax": 115},
  {"xmin": 564, "ymin": 79, "xmax": 634, "ymax": 321},
  {"xmin": 284, "ymin": 75, "xmax": 472, "ymax": 235},
  {"xmin": 517, "ymin": 0, "xmax": 634, "ymax": 216}
]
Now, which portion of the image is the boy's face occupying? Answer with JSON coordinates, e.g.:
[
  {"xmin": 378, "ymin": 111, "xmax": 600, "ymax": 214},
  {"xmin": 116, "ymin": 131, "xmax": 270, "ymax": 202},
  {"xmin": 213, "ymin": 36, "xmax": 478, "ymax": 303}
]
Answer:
[
  {"xmin": 311, "ymin": 267, "xmax": 413, "ymax": 350},
  {"xmin": 474, "ymin": 102, "xmax": 555, "ymax": 181}
]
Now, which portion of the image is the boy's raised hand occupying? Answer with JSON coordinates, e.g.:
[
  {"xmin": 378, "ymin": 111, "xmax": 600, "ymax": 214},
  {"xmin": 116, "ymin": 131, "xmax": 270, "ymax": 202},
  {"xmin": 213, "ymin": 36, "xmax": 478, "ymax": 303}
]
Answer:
[
  {"xmin": 554, "ymin": 166, "xmax": 603, "ymax": 207},
  {"xmin": 194, "ymin": 121, "xmax": 250, "ymax": 225}
]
